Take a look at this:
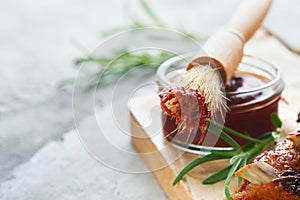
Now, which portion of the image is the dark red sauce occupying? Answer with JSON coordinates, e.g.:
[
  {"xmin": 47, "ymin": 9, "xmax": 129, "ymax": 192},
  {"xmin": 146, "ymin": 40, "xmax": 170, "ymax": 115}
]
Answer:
[
  {"xmin": 160, "ymin": 87, "xmax": 211, "ymax": 145},
  {"xmin": 161, "ymin": 72, "xmax": 281, "ymax": 147}
]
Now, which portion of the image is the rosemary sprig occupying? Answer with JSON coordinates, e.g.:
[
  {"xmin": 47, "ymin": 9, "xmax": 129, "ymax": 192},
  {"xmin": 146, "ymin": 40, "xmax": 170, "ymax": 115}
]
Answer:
[
  {"xmin": 208, "ymin": 124, "xmax": 243, "ymax": 153},
  {"xmin": 70, "ymin": 50, "xmax": 175, "ymax": 89},
  {"xmin": 224, "ymin": 158, "xmax": 243, "ymax": 200},
  {"xmin": 60, "ymin": 0, "xmax": 200, "ymax": 89},
  {"xmin": 139, "ymin": 0, "xmax": 166, "ymax": 28},
  {"xmin": 101, "ymin": 0, "xmax": 166, "ymax": 37},
  {"xmin": 218, "ymin": 124, "xmax": 263, "ymax": 143},
  {"xmin": 102, "ymin": 0, "xmax": 198, "ymax": 39},
  {"xmin": 271, "ymin": 112, "xmax": 282, "ymax": 128},
  {"xmin": 173, "ymin": 113, "xmax": 282, "ymax": 200}
]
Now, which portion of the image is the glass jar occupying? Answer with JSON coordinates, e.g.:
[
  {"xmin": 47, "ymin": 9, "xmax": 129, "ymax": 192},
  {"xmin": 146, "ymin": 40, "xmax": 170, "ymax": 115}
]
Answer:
[{"xmin": 157, "ymin": 54, "xmax": 285, "ymax": 153}]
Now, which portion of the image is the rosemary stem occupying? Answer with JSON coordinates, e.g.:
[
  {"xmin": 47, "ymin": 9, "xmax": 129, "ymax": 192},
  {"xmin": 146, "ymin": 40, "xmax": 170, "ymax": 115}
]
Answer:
[
  {"xmin": 225, "ymin": 159, "xmax": 242, "ymax": 200},
  {"xmin": 208, "ymin": 125, "xmax": 243, "ymax": 153},
  {"xmin": 247, "ymin": 135, "xmax": 274, "ymax": 159},
  {"xmin": 214, "ymin": 122, "xmax": 263, "ymax": 143}
]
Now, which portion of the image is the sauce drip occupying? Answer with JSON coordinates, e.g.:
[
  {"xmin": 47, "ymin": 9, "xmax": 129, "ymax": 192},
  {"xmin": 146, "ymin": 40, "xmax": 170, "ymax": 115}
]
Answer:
[{"xmin": 160, "ymin": 87, "xmax": 211, "ymax": 144}]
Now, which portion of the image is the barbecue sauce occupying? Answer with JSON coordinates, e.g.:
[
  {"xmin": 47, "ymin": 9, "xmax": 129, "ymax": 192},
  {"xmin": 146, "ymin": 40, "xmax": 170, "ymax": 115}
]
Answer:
[{"xmin": 162, "ymin": 72, "xmax": 281, "ymax": 147}]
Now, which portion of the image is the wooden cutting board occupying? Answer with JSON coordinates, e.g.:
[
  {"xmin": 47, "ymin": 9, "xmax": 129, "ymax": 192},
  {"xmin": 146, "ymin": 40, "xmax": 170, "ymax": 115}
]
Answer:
[{"xmin": 129, "ymin": 30, "xmax": 300, "ymax": 200}]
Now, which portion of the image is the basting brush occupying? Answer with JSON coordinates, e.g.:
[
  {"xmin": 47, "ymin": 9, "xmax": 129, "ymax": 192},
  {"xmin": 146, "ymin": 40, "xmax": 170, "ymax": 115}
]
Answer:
[{"xmin": 161, "ymin": 0, "xmax": 273, "ymax": 144}]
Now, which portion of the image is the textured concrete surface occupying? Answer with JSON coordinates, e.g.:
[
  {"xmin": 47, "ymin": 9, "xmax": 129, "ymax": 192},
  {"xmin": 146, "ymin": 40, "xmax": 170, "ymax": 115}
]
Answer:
[
  {"xmin": 1, "ymin": 0, "xmax": 299, "ymax": 199},
  {"xmin": 0, "ymin": 129, "xmax": 166, "ymax": 200}
]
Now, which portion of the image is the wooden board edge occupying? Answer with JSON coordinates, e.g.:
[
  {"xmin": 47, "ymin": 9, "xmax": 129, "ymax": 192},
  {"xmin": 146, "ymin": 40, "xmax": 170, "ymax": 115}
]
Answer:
[{"xmin": 130, "ymin": 112, "xmax": 194, "ymax": 200}]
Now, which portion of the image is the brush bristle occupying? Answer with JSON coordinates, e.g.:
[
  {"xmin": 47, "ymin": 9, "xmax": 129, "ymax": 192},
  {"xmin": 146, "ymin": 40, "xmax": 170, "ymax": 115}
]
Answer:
[
  {"xmin": 160, "ymin": 87, "xmax": 212, "ymax": 144},
  {"xmin": 178, "ymin": 63, "xmax": 227, "ymax": 116},
  {"xmin": 160, "ymin": 63, "xmax": 227, "ymax": 145}
]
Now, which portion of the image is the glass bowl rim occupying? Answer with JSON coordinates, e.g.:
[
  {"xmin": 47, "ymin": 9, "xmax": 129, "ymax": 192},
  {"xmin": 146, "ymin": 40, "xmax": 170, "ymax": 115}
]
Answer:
[{"xmin": 157, "ymin": 53, "xmax": 283, "ymax": 95}]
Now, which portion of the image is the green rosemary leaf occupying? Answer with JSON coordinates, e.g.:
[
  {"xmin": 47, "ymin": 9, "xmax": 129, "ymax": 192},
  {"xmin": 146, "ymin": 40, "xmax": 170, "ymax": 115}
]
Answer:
[
  {"xmin": 210, "ymin": 150, "xmax": 237, "ymax": 158},
  {"xmin": 225, "ymin": 158, "xmax": 242, "ymax": 200},
  {"xmin": 219, "ymin": 133, "xmax": 243, "ymax": 153},
  {"xmin": 101, "ymin": 27, "xmax": 129, "ymax": 38},
  {"xmin": 177, "ymin": 29, "xmax": 199, "ymax": 40},
  {"xmin": 75, "ymin": 56, "xmax": 112, "ymax": 66},
  {"xmin": 140, "ymin": 0, "xmax": 166, "ymax": 27},
  {"xmin": 173, "ymin": 154, "xmax": 227, "ymax": 186},
  {"xmin": 57, "ymin": 77, "xmax": 76, "ymax": 88},
  {"xmin": 271, "ymin": 113, "xmax": 282, "ymax": 128},
  {"xmin": 220, "ymin": 131, "xmax": 243, "ymax": 153},
  {"xmin": 238, "ymin": 158, "xmax": 248, "ymax": 186},
  {"xmin": 66, "ymin": 51, "xmax": 173, "ymax": 89},
  {"xmin": 247, "ymin": 135, "xmax": 274, "ymax": 160},
  {"xmin": 216, "ymin": 123, "xmax": 263, "ymax": 143},
  {"xmin": 229, "ymin": 154, "xmax": 245, "ymax": 165},
  {"xmin": 209, "ymin": 125, "xmax": 243, "ymax": 153},
  {"xmin": 202, "ymin": 165, "xmax": 231, "ymax": 184},
  {"xmin": 242, "ymin": 132, "xmax": 272, "ymax": 152},
  {"xmin": 237, "ymin": 176, "xmax": 242, "ymax": 187}
]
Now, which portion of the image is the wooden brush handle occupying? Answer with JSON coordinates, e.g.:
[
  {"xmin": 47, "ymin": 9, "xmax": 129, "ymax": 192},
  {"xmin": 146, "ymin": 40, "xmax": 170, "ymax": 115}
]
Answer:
[{"xmin": 187, "ymin": 0, "xmax": 272, "ymax": 84}]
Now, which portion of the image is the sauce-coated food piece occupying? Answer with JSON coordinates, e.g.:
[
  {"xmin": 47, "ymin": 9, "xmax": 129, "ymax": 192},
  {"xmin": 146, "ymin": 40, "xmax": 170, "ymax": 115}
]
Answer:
[{"xmin": 234, "ymin": 130, "xmax": 300, "ymax": 200}]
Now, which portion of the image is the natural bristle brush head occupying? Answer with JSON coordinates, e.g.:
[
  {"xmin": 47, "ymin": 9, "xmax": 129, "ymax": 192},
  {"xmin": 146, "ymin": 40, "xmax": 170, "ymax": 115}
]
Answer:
[
  {"xmin": 180, "ymin": 62, "xmax": 227, "ymax": 115},
  {"xmin": 160, "ymin": 62, "xmax": 226, "ymax": 145}
]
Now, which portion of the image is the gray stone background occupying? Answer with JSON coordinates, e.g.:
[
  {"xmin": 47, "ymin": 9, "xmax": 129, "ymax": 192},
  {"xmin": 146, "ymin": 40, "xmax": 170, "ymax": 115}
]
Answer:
[{"xmin": 0, "ymin": 0, "xmax": 299, "ymax": 199}]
